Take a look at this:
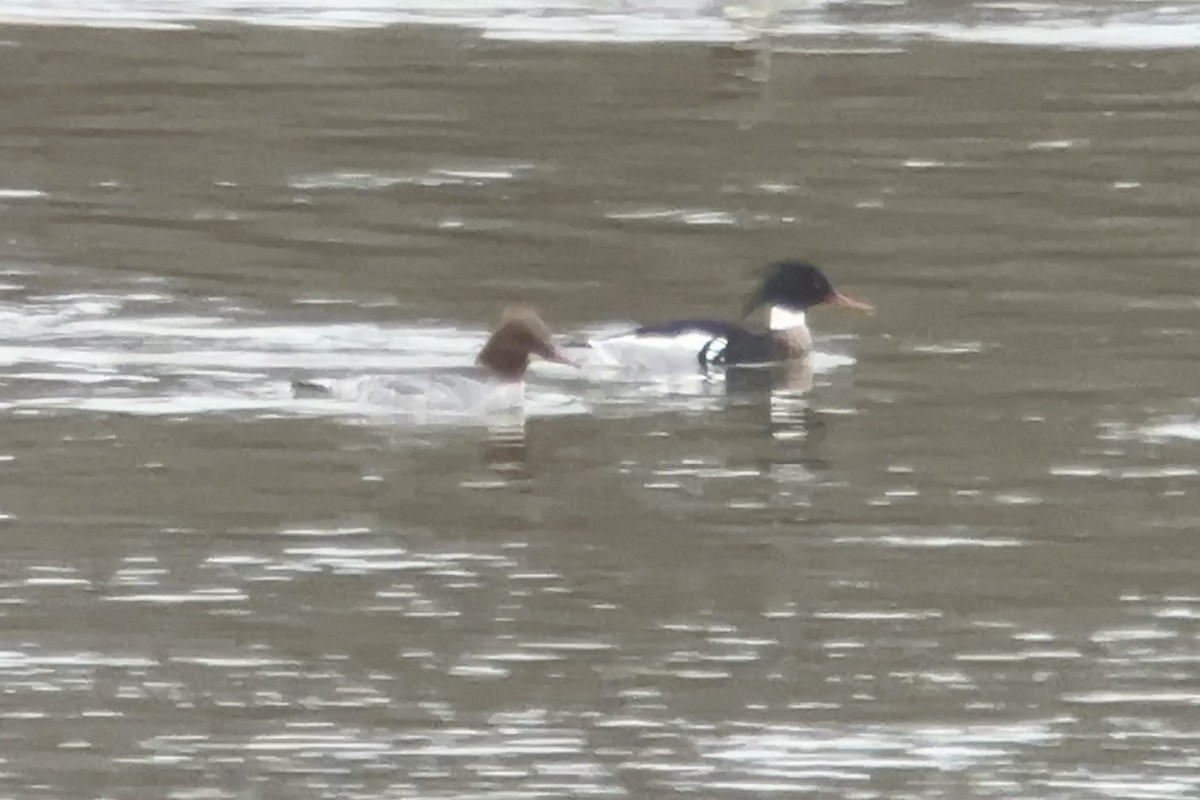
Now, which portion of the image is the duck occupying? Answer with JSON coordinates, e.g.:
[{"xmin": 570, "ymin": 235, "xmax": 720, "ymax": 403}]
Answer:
[
  {"xmin": 292, "ymin": 304, "xmax": 575, "ymax": 419},
  {"xmin": 580, "ymin": 260, "xmax": 873, "ymax": 373}
]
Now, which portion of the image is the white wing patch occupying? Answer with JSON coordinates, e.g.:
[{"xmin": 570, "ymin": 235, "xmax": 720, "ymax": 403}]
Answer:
[{"xmin": 582, "ymin": 331, "xmax": 725, "ymax": 375}]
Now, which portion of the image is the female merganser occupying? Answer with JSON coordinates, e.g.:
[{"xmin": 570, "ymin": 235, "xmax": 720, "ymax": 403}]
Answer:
[
  {"xmin": 293, "ymin": 304, "xmax": 575, "ymax": 420},
  {"xmin": 584, "ymin": 260, "xmax": 873, "ymax": 373}
]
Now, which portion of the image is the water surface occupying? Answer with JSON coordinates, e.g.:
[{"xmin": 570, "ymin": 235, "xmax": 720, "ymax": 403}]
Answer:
[{"xmin": 2, "ymin": 10, "xmax": 1200, "ymax": 799}]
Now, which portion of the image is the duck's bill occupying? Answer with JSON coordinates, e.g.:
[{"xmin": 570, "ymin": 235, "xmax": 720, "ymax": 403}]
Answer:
[
  {"xmin": 544, "ymin": 347, "xmax": 579, "ymax": 368},
  {"xmin": 828, "ymin": 291, "xmax": 875, "ymax": 314}
]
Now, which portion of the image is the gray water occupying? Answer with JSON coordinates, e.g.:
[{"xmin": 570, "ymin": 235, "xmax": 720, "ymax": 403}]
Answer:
[{"xmin": 2, "ymin": 6, "xmax": 1200, "ymax": 799}]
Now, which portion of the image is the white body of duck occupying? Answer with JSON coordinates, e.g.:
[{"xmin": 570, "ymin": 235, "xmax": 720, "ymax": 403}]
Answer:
[
  {"xmin": 575, "ymin": 261, "xmax": 872, "ymax": 375},
  {"xmin": 293, "ymin": 304, "xmax": 573, "ymax": 422}
]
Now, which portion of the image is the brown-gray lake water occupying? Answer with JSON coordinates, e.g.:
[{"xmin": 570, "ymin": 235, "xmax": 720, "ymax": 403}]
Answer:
[{"xmin": 2, "ymin": 8, "xmax": 1200, "ymax": 799}]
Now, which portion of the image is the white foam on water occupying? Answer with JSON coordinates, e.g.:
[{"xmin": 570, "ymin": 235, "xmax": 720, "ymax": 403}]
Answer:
[
  {"xmin": 0, "ymin": 1, "xmax": 1195, "ymax": 49},
  {"xmin": 0, "ymin": 286, "xmax": 858, "ymax": 423},
  {"xmin": 0, "ymin": 188, "xmax": 46, "ymax": 199},
  {"xmin": 1141, "ymin": 421, "xmax": 1200, "ymax": 442}
]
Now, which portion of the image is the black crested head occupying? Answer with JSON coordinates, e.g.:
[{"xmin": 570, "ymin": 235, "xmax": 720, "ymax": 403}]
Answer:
[{"xmin": 742, "ymin": 260, "xmax": 834, "ymax": 317}]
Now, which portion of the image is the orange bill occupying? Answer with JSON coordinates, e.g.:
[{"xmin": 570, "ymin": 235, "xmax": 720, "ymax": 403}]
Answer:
[{"xmin": 827, "ymin": 291, "xmax": 875, "ymax": 314}]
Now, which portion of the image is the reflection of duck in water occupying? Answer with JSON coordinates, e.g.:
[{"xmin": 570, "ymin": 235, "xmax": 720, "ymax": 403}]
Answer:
[
  {"xmin": 579, "ymin": 261, "xmax": 873, "ymax": 375},
  {"xmin": 292, "ymin": 304, "xmax": 575, "ymax": 422},
  {"xmin": 721, "ymin": 358, "xmax": 821, "ymax": 443}
]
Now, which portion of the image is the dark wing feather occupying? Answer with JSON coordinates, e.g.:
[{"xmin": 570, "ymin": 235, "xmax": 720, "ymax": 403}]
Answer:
[{"xmin": 718, "ymin": 329, "xmax": 780, "ymax": 366}]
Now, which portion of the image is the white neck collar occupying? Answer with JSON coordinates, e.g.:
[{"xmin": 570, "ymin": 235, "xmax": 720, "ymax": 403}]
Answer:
[{"xmin": 769, "ymin": 305, "xmax": 808, "ymax": 331}]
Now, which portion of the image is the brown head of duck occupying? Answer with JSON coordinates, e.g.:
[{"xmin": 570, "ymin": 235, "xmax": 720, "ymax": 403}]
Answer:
[{"xmin": 476, "ymin": 304, "xmax": 576, "ymax": 382}]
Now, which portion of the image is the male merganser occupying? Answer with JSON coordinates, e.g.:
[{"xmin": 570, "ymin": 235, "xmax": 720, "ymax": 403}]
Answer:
[
  {"xmin": 583, "ymin": 260, "xmax": 873, "ymax": 373},
  {"xmin": 292, "ymin": 304, "xmax": 575, "ymax": 420}
]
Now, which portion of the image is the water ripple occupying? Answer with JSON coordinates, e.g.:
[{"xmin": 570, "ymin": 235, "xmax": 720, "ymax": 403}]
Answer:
[{"xmin": 5, "ymin": 0, "xmax": 1196, "ymax": 48}]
